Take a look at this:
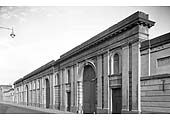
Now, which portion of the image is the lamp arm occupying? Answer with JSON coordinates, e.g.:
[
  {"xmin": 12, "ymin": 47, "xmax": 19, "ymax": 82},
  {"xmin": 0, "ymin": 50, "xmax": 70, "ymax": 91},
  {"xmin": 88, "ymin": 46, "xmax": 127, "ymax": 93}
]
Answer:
[
  {"xmin": 0, "ymin": 26, "xmax": 13, "ymax": 30},
  {"xmin": 0, "ymin": 26, "xmax": 15, "ymax": 38}
]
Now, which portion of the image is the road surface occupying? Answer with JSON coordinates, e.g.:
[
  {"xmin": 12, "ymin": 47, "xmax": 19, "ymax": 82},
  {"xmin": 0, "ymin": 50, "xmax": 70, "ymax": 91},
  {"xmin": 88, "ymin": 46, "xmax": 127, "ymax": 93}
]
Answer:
[{"xmin": 0, "ymin": 103, "xmax": 50, "ymax": 114}]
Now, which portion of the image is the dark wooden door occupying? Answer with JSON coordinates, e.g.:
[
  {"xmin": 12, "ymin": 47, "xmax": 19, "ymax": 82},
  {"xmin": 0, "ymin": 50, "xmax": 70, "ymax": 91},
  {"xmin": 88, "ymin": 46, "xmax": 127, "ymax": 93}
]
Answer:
[
  {"xmin": 46, "ymin": 80, "xmax": 50, "ymax": 108},
  {"xmin": 83, "ymin": 65, "xmax": 96, "ymax": 114},
  {"xmin": 90, "ymin": 80, "xmax": 96, "ymax": 113},
  {"xmin": 67, "ymin": 92, "xmax": 71, "ymax": 111},
  {"xmin": 112, "ymin": 88, "xmax": 122, "ymax": 114}
]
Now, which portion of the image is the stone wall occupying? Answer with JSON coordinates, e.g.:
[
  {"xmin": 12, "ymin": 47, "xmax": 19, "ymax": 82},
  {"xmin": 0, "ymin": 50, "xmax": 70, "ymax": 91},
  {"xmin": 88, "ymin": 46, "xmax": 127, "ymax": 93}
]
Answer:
[
  {"xmin": 141, "ymin": 32, "xmax": 170, "ymax": 77},
  {"xmin": 141, "ymin": 74, "xmax": 170, "ymax": 113}
]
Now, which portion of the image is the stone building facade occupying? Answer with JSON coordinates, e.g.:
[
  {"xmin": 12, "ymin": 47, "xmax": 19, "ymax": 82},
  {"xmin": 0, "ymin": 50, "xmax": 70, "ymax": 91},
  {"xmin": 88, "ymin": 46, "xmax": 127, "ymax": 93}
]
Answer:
[
  {"xmin": 3, "ymin": 88, "xmax": 14, "ymax": 103},
  {"xmin": 12, "ymin": 11, "xmax": 170, "ymax": 114},
  {"xmin": 13, "ymin": 60, "xmax": 55, "ymax": 108},
  {"xmin": 0, "ymin": 85, "xmax": 12, "ymax": 101}
]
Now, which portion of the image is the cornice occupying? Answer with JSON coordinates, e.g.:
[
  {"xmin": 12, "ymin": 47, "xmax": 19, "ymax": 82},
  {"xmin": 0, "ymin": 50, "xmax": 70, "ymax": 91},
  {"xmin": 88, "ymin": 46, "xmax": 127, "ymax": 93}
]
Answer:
[
  {"xmin": 141, "ymin": 74, "xmax": 170, "ymax": 81},
  {"xmin": 13, "ymin": 78, "xmax": 23, "ymax": 85},
  {"xmin": 58, "ymin": 11, "xmax": 155, "ymax": 64},
  {"xmin": 22, "ymin": 60, "xmax": 55, "ymax": 80},
  {"xmin": 13, "ymin": 60, "xmax": 55, "ymax": 85},
  {"xmin": 140, "ymin": 32, "xmax": 170, "ymax": 51}
]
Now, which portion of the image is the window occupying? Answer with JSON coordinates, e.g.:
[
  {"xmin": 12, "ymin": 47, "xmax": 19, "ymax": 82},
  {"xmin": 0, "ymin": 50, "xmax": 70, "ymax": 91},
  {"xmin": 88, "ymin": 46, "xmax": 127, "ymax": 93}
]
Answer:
[
  {"xmin": 57, "ymin": 73, "xmax": 60, "ymax": 85},
  {"xmin": 33, "ymin": 81, "xmax": 36, "ymax": 90},
  {"xmin": 55, "ymin": 73, "xmax": 60, "ymax": 85},
  {"xmin": 157, "ymin": 56, "xmax": 170, "ymax": 67},
  {"xmin": 55, "ymin": 74, "xmax": 57, "ymax": 85},
  {"xmin": 114, "ymin": 53, "xmax": 119, "ymax": 74},
  {"xmin": 37, "ymin": 80, "xmax": 40, "ymax": 89},
  {"xmin": 110, "ymin": 55, "xmax": 114, "ymax": 74},
  {"xmin": 67, "ymin": 69, "xmax": 71, "ymax": 83}
]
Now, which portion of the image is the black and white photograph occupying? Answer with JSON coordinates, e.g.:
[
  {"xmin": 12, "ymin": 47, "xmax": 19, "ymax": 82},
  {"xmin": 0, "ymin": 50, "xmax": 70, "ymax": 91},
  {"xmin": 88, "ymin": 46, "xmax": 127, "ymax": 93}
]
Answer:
[{"xmin": 0, "ymin": 5, "xmax": 170, "ymax": 119}]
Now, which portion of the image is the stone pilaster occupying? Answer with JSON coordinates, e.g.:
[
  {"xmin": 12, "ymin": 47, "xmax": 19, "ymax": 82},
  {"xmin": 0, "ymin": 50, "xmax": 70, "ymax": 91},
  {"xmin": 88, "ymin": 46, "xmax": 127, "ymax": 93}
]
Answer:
[
  {"xmin": 96, "ymin": 55, "xmax": 103, "ymax": 113},
  {"xmin": 73, "ymin": 64, "xmax": 79, "ymax": 113},
  {"xmin": 77, "ymin": 80, "xmax": 83, "ymax": 113},
  {"xmin": 59, "ymin": 70, "xmax": 63, "ymax": 110},
  {"xmin": 53, "ymin": 73, "xmax": 56, "ymax": 109},
  {"xmin": 50, "ymin": 74, "xmax": 53, "ymax": 109},
  {"xmin": 63, "ymin": 69, "xmax": 67, "ymax": 111},
  {"xmin": 29, "ymin": 82, "xmax": 32, "ymax": 106},
  {"xmin": 70, "ymin": 66, "xmax": 74, "ymax": 112},
  {"xmin": 131, "ymin": 42, "xmax": 141, "ymax": 113},
  {"xmin": 34, "ymin": 82, "xmax": 36, "ymax": 106},
  {"xmin": 22, "ymin": 84, "xmax": 24, "ymax": 105},
  {"xmin": 60, "ymin": 69, "xmax": 66, "ymax": 111},
  {"xmin": 40, "ymin": 78, "xmax": 43, "ymax": 108},
  {"xmin": 43, "ymin": 77, "xmax": 46, "ymax": 108},
  {"xmin": 103, "ymin": 52, "xmax": 109, "ymax": 113},
  {"xmin": 122, "ymin": 45, "xmax": 130, "ymax": 113}
]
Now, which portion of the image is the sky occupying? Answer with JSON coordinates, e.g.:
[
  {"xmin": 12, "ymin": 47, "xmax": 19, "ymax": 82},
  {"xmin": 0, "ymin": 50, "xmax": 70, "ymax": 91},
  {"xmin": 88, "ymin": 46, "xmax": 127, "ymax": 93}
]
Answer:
[{"xmin": 0, "ymin": 6, "xmax": 170, "ymax": 85}]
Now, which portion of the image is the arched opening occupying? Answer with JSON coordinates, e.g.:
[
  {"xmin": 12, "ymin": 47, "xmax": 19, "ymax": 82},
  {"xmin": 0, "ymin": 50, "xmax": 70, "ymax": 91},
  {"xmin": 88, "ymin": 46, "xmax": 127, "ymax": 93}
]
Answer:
[
  {"xmin": 83, "ymin": 64, "xmax": 96, "ymax": 114},
  {"xmin": 46, "ymin": 79, "xmax": 50, "ymax": 108},
  {"xmin": 25, "ymin": 85, "xmax": 29, "ymax": 105},
  {"xmin": 114, "ymin": 53, "xmax": 119, "ymax": 74},
  {"xmin": 17, "ymin": 88, "xmax": 19, "ymax": 104}
]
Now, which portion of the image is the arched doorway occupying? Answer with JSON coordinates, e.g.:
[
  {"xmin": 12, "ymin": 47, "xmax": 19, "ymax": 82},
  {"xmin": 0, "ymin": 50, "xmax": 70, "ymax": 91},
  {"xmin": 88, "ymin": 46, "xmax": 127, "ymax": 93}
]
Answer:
[
  {"xmin": 46, "ymin": 79, "xmax": 50, "ymax": 108},
  {"xmin": 83, "ymin": 64, "xmax": 96, "ymax": 114},
  {"xmin": 25, "ymin": 85, "xmax": 29, "ymax": 105}
]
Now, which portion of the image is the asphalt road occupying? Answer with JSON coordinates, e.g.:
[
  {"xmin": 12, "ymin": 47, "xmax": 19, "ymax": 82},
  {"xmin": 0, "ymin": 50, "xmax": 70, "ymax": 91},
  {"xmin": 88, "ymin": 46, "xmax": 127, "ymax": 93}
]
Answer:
[{"xmin": 0, "ymin": 103, "xmax": 50, "ymax": 114}]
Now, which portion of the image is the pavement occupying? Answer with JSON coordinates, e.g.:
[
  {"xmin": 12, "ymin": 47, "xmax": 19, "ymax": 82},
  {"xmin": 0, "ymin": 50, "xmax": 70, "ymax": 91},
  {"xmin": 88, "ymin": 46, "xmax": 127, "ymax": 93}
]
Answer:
[{"xmin": 0, "ymin": 101, "xmax": 73, "ymax": 114}]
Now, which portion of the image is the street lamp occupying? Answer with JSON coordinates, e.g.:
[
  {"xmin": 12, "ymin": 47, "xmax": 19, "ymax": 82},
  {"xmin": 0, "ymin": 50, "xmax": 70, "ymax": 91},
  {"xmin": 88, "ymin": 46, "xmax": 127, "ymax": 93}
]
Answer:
[{"xmin": 0, "ymin": 26, "xmax": 15, "ymax": 38}]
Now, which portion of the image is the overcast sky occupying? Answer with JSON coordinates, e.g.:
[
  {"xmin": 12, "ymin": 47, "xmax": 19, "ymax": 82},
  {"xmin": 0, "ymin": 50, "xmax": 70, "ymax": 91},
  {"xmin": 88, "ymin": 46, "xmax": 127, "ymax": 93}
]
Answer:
[{"xmin": 0, "ymin": 6, "xmax": 170, "ymax": 85}]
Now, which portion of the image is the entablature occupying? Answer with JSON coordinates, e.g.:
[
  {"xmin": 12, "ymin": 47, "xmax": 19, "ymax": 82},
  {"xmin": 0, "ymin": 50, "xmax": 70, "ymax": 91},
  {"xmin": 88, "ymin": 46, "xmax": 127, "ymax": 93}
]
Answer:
[{"xmin": 59, "ymin": 11, "xmax": 155, "ymax": 63}]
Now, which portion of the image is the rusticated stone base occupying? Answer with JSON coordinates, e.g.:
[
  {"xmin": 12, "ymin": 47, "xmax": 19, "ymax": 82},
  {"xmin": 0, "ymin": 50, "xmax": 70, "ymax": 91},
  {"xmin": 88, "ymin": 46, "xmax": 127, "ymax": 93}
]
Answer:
[
  {"xmin": 60, "ymin": 105, "xmax": 66, "ymax": 111},
  {"xmin": 70, "ymin": 106, "xmax": 78, "ymax": 113},
  {"xmin": 54, "ymin": 105, "xmax": 60, "ymax": 110},
  {"xmin": 40, "ymin": 103, "xmax": 45, "ymax": 108},
  {"xmin": 35, "ymin": 103, "xmax": 40, "ymax": 107},
  {"xmin": 49, "ymin": 104, "xmax": 53, "ymax": 109},
  {"xmin": 121, "ymin": 109, "xmax": 140, "ymax": 114},
  {"xmin": 52, "ymin": 105, "xmax": 57, "ymax": 109},
  {"xmin": 23, "ymin": 102, "xmax": 27, "ymax": 105},
  {"xmin": 32, "ymin": 103, "xmax": 36, "ymax": 107},
  {"xmin": 97, "ymin": 108, "xmax": 109, "ymax": 114}
]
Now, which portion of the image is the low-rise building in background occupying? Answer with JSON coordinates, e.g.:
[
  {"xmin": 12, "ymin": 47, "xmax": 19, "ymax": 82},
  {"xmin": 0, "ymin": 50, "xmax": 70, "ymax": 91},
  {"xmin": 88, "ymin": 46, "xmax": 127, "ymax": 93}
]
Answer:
[
  {"xmin": 0, "ymin": 85, "xmax": 12, "ymax": 102},
  {"xmin": 3, "ymin": 88, "xmax": 14, "ymax": 103}
]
